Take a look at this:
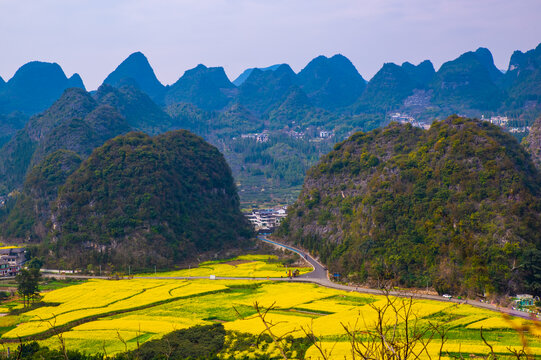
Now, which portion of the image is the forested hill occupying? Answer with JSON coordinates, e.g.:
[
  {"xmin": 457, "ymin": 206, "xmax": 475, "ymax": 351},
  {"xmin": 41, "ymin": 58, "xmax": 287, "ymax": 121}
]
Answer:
[
  {"xmin": 1, "ymin": 150, "xmax": 82, "ymax": 241},
  {"xmin": 278, "ymin": 117, "xmax": 541, "ymax": 297},
  {"xmin": 44, "ymin": 131, "xmax": 253, "ymax": 268},
  {"xmin": 523, "ymin": 116, "xmax": 541, "ymax": 169},
  {"xmin": 0, "ymin": 85, "xmax": 173, "ymax": 195}
]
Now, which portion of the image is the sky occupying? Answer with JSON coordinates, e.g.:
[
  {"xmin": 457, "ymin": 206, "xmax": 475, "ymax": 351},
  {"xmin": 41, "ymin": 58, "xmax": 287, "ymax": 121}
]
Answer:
[{"xmin": 0, "ymin": 0, "xmax": 540, "ymax": 90}]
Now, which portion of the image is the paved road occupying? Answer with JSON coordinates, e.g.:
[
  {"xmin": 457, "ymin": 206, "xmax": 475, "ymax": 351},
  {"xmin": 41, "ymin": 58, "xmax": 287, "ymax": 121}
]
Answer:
[
  {"xmin": 41, "ymin": 236, "xmax": 539, "ymax": 321},
  {"xmin": 258, "ymin": 236, "xmax": 329, "ymax": 281},
  {"xmin": 258, "ymin": 236, "xmax": 539, "ymax": 321}
]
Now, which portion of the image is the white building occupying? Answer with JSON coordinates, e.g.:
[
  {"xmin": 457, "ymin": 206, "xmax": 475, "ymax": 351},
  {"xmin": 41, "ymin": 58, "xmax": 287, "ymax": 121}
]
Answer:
[
  {"xmin": 256, "ymin": 133, "xmax": 269, "ymax": 142},
  {"xmin": 241, "ymin": 131, "xmax": 269, "ymax": 143},
  {"xmin": 390, "ymin": 113, "xmax": 429, "ymax": 129},
  {"xmin": 319, "ymin": 130, "xmax": 334, "ymax": 139},
  {"xmin": 246, "ymin": 207, "xmax": 287, "ymax": 231},
  {"xmin": 481, "ymin": 115, "xmax": 510, "ymax": 127}
]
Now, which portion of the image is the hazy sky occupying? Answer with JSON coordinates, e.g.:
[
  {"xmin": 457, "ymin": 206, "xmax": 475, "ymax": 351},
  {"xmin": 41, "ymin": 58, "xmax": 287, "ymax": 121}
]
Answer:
[{"xmin": 1, "ymin": 0, "xmax": 540, "ymax": 90}]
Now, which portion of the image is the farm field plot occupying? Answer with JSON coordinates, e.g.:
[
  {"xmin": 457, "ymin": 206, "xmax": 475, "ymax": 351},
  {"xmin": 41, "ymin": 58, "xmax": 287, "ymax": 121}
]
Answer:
[
  {"xmin": 2, "ymin": 279, "xmax": 228, "ymax": 338},
  {"xmin": 0, "ymin": 276, "xmax": 539, "ymax": 357},
  {"xmin": 138, "ymin": 254, "xmax": 312, "ymax": 278}
]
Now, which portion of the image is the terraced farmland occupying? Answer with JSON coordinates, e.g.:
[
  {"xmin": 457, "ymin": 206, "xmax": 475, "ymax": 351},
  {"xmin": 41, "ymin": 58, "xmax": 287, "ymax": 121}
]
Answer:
[{"xmin": 0, "ymin": 262, "xmax": 540, "ymax": 358}]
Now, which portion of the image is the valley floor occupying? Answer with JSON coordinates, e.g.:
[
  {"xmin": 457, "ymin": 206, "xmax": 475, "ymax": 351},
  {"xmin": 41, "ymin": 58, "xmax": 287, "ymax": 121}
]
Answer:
[{"xmin": 0, "ymin": 258, "xmax": 539, "ymax": 359}]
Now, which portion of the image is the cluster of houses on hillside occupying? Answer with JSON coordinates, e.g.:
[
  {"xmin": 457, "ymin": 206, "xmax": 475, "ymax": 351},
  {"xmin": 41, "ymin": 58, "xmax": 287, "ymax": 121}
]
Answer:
[
  {"xmin": 241, "ymin": 131, "xmax": 269, "ymax": 143},
  {"xmin": 481, "ymin": 115, "xmax": 531, "ymax": 133},
  {"xmin": 245, "ymin": 207, "xmax": 288, "ymax": 232},
  {"xmin": 0, "ymin": 247, "xmax": 26, "ymax": 277},
  {"xmin": 389, "ymin": 113, "xmax": 431, "ymax": 129},
  {"xmin": 239, "ymin": 128, "xmax": 335, "ymax": 143},
  {"xmin": 482, "ymin": 115, "xmax": 509, "ymax": 127},
  {"xmin": 389, "ymin": 113, "xmax": 532, "ymax": 135}
]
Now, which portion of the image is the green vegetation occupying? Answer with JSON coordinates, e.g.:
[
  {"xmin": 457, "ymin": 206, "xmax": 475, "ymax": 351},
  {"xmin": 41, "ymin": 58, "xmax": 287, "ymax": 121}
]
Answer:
[
  {"xmin": 16, "ymin": 268, "xmax": 41, "ymax": 307},
  {"xmin": 45, "ymin": 130, "xmax": 252, "ymax": 268},
  {"xmin": 224, "ymin": 135, "xmax": 332, "ymax": 208},
  {"xmin": 523, "ymin": 116, "xmax": 541, "ymax": 169},
  {"xmin": 0, "ymin": 88, "xmax": 127, "ymax": 195},
  {"xmin": 1, "ymin": 128, "xmax": 253, "ymax": 269},
  {"xmin": 279, "ymin": 116, "xmax": 541, "ymax": 296},
  {"xmin": 0, "ymin": 112, "xmax": 27, "ymax": 147},
  {"xmin": 1, "ymin": 150, "xmax": 82, "ymax": 240},
  {"xmin": 120, "ymin": 324, "xmax": 226, "ymax": 360},
  {"xmin": 504, "ymin": 43, "xmax": 541, "ymax": 115}
]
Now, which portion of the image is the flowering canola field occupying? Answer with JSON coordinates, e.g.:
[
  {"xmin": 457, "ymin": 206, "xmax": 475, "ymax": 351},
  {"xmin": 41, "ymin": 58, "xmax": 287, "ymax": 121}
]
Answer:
[
  {"xmin": 0, "ymin": 264, "xmax": 539, "ymax": 358},
  {"xmin": 138, "ymin": 254, "xmax": 312, "ymax": 278}
]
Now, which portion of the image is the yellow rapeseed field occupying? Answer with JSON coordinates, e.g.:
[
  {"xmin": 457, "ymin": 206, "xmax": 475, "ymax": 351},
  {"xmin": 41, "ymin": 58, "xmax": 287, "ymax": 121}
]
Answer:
[
  {"xmin": 139, "ymin": 254, "xmax": 312, "ymax": 278},
  {"xmin": 304, "ymin": 341, "xmax": 541, "ymax": 360},
  {"xmin": 2, "ymin": 279, "xmax": 227, "ymax": 338},
  {"xmin": 2, "ymin": 258, "xmax": 539, "ymax": 358}
]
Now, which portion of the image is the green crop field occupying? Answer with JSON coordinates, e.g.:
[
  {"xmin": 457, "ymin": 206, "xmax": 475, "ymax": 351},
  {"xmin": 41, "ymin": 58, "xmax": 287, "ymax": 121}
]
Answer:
[{"xmin": 0, "ymin": 260, "xmax": 539, "ymax": 359}]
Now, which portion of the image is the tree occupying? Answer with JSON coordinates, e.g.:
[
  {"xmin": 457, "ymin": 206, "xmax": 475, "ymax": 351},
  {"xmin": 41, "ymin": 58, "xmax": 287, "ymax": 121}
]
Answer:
[
  {"xmin": 16, "ymin": 267, "xmax": 41, "ymax": 307},
  {"xmin": 26, "ymin": 257, "xmax": 43, "ymax": 270}
]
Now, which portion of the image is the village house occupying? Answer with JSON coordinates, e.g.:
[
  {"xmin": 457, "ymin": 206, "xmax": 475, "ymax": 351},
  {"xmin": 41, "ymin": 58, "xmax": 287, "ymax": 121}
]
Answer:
[
  {"xmin": 481, "ymin": 115, "xmax": 509, "ymax": 127},
  {"xmin": 514, "ymin": 294, "xmax": 537, "ymax": 307},
  {"xmin": 0, "ymin": 247, "xmax": 26, "ymax": 276},
  {"xmin": 319, "ymin": 130, "xmax": 334, "ymax": 139},
  {"xmin": 390, "ymin": 113, "xmax": 430, "ymax": 129},
  {"xmin": 246, "ymin": 207, "xmax": 287, "ymax": 232},
  {"xmin": 241, "ymin": 131, "xmax": 269, "ymax": 143}
]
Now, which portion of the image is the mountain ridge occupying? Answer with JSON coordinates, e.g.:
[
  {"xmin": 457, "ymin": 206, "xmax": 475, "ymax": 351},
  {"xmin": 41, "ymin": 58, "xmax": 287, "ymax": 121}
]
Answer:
[
  {"xmin": 0, "ymin": 61, "xmax": 86, "ymax": 116},
  {"xmin": 165, "ymin": 64, "xmax": 237, "ymax": 111},
  {"xmin": 103, "ymin": 52, "xmax": 166, "ymax": 104},
  {"xmin": 233, "ymin": 65, "xmax": 282, "ymax": 86}
]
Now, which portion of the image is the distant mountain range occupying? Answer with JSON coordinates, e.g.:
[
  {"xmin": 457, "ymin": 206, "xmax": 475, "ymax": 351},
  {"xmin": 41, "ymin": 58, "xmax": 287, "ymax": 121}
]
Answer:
[
  {"xmin": 0, "ymin": 43, "xmax": 539, "ymax": 205},
  {"xmin": 1, "ymin": 44, "xmax": 539, "ymax": 124},
  {"xmin": 93, "ymin": 44, "xmax": 540, "ymax": 123}
]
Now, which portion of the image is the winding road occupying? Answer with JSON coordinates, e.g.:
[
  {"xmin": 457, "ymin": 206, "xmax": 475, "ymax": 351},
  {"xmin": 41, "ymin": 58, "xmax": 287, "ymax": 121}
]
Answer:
[
  {"xmin": 40, "ymin": 235, "xmax": 538, "ymax": 321},
  {"xmin": 258, "ymin": 236, "xmax": 539, "ymax": 321}
]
